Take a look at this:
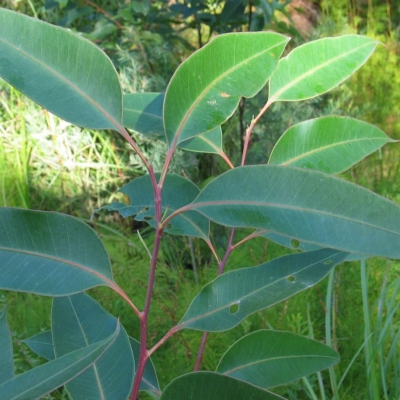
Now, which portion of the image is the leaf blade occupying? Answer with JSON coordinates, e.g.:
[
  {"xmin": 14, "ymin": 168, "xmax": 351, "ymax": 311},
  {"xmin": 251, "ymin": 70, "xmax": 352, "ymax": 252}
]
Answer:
[
  {"xmin": 22, "ymin": 331, "xmax": 55, "ymax": 361},
  {"xmin": 269, "ymin": 116, "xmax": 395, "ymax": 174},
  {"xmin": 164, "ymin": 32, "xmax": 289, "ymax": 146},
  {"xmin": 160, "ymin": 372, "xmax": 285, "ymax": 400},
  {"xmin": 179, "ymin": 249, "xmax": 347, "ymax": 331},
  {"xmin": 0, "ymin": 208, "xmax": 114, "ymax": 295},
  {"xmin": 123, "ymin": 93, "xmax": 165, "ymax": 139},
  {"xmin": 217, "ymin": 330, "xmax": 339, "ymax": 388},
  {"xmin": 52, "ymin": 293, "xmax": 134, "ymax": 400},
  {"xmin": 190, "ymin": 165, "xmax": 400, "ymax": 259},
  {"xmin": 99, "ymin": 174, "xmax": 209, "ymax": 239},
  {"xmin": 178, "ymin": 127, "xmax": 223, "ymax": 154},
  {"xmin": 0, "ymin": 321, "xmax": 120, "ymax": 400},
  {"xmin": 0, "ymin": 8, "xmax": 122, "ymax": 129},
  {"xmin": 0, "ymin": 306, "xmax": 13, "ymax": 384},
  {"xmin": 269, "ymin": 35, "xmax": 379, "ymax": 102}
]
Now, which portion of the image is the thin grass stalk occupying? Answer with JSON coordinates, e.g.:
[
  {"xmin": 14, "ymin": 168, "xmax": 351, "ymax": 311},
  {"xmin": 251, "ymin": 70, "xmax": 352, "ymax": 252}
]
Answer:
[
  {"xmin": 360, "ymin": 259, "xmax": 381, "ymax": 399},
  {"xmin": 306, "ymin": 303, "xmax": 327, "ymax": 400},
  {"xmin": 325, "ymin": 268, "xmax": 340, "ymax": 399},
  {"xmin": 302, "ymin": 376, "xmax": 319, "ymax": 400}
]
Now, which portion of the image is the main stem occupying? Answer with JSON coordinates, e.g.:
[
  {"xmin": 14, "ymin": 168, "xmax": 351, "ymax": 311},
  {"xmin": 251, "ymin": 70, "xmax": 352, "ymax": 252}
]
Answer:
[{"xmin": 130, "ymin": 169, "xmax": 163, "ymax": 399}]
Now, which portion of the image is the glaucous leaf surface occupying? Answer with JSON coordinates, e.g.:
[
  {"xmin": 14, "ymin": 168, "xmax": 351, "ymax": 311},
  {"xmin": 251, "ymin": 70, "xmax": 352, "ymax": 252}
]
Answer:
[
  {"xmin": 164, "ymin": 32, "xmax": 289, "ymax": 147},
  {"xmin": 0, "ymin": 208, "xmax": 114, "ymax": 295},
  {"xmin": 129, "ymin": 337, "xmax": 160, "ymax": 396},
  {"xmin": 217, "ymin": 330, "xmax": 339, "ymax": 388},
  {"xmin": 23, "ymin": 331, "xmax": 55, "ymax": 361},
  {"xmin": 0, "ymin": 322, "xmax": 120, "ymax": 400},
  {"xmin": 179, "ymin": 249, "xmax": 347, "ymax": 331},
  {"xmin": 52, "ymin": 293, "xmax": 134, "ymax": 400},
  {"xmin": 178, "ymin": 127, "xmax": 223, "ymax": 154},
  {"xmin": 160, "ymin": 372, "xmax": 285, "ymax": 400},
  {"xmin": 99, "ymin": 174, "xmax": 209, "ymax": 239},
  {"xmin": 269, "ymin": 35, "xmax": 379, "ymax": 102},
  {"xmin": 0, "ymin": 8, "xmax": 122, "ymax": 129},
  {"xmin": 269, "ymin": 116, "xmax": 394, "ymax": 173},
  {"xmin": 23, "ymin": 332, "xmax": 162, "ymax": 396},
  {"xmin": 189, "ymin": 165, "xmax": 400, "ymax": 259},
  {"xmin": 0, "ymin": 306, "xmax": 13, "ymax": 384},
  {"xmin": 123, "ymin": 93, "xmax": 165, "ymax": 139}
]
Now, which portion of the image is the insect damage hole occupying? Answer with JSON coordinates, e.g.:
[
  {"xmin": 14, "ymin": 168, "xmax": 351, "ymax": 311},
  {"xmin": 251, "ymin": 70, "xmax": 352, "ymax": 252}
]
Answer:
[
  {"xmin": 286, "ymin": 275, "xmax": 296, "ymax": 283},
  {"xmin": 229, "ymin": 302, "xmax": 240, "ymax": 314}
]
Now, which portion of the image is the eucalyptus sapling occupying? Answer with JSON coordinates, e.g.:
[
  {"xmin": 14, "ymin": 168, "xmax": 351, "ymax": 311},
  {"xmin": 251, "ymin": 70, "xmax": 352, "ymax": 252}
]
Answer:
[{"xmin": 0, "ymin": 7, "xmax": 398, "ymax": 400}]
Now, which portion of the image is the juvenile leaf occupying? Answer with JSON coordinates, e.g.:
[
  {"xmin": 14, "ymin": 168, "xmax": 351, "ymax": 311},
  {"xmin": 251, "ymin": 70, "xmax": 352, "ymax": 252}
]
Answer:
[
  {"xmin": 99, "ymin": 174, "xmax": 209, "ymax": 239},
  {"xmin": 179, "ymin": 249, "xmax": 347, "ymax": 331},
  {"xmin": 0, "ymin": 8, "xmax": 122, "ymax": 129},
  {"xmin": 217, "ymin": 330, "xmax": 339, "ymax": 388},
  {"xmin": 269, "ymin": 35, "xmax": 379, "ymax": 102},
  {"xmin": 123, "ymin": 93, "xmax": 165, "ymax": 139},
  {"xmin": 269, "ymin": 116, "xmax": 394, "ymax": 173},
  {"xmin": 22, "ymin": 331, "xmax": 55, "ymax": 361},
  {"xmin": 160, "ymin": 372, "xmax": 285, "ymax": 400},
  {"xmin": 0, "ymin": 306, "xmax": 13, "ymax": 384},
  {"xmin": 164, "ymin": 32, "xmax": 289, "ymax": 147},
  {"xmin": 129, "ymin": 337, "xmax": 160, "ymax": 396},
  {"xmin": 0, "ymin": 208, "xmax": 114, "ymax": 295},
  {"xmin": 0, "ymin": 321, "xmax": 120, "ymax": 400},
  {"xmin": 52, "ymin": 293, "xmax": 134, "ymax": 400},
  {"xmin": 178, "ymin": 127, "xmax": 223, "ymax": 154},
  {"xmin": 189, "ymin": 165, "xmax": 400, "ymax": 259}
]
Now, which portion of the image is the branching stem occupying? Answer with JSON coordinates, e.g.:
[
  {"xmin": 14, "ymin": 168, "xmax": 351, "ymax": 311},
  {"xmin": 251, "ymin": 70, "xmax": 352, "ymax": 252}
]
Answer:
[{"xmin": 241, "ymin": 99, "xmax": 273, "ymax": 165}]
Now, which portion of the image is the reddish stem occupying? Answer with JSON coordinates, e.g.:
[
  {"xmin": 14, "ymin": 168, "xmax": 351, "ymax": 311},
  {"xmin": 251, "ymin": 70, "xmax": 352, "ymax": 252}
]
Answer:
[
  {"xmin": 194, "ymin": 332, "xmax": 208, "ymax": 371},
  {"xmin": 241, "ymin": 99, "xmax": 273, "ymax": 166},
  {"xmin": 131, "ymin": 226, "xmax": 164, "ymax": 399},
  {"xmin": 193, "ymin": 229, "xmax": 236, "ymax": 370}
]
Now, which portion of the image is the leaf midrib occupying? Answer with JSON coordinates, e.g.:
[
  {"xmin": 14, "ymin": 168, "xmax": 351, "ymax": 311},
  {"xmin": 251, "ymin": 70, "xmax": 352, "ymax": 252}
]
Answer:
[
  {"xmin": 278, "ymin": 136, "xmax": 388, "ymax": 165},
  {"xmin": 191, "ymin": 199, "xmax": 398, "ymax": 235},
  {"xmin": 0, "ymin": 246, "xmax": 112, "ymax": 283},
  {"xmin": 222, "ymin": 353, "xmax": 339, "ymax": 376}
]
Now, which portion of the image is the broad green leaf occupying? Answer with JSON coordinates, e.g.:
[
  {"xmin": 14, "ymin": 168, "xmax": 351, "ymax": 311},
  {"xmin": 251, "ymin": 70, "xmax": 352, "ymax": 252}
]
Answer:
[
  {"xmin": 189, "ymin": 165, "xmax": 400, "ymax": 259},
  {"xmin": 160, "ymin": 372, "xmax": 285, "ymax": 400},
  {"xmin": 123, "ymin": 93, "xmax": 165, "ymax": 139},
  {"xmin": 179, "ymin": 249, "xmax": 347, "ymax": 331},
  {"xmin": 0, "ymin": 8, "xmax": 122, "ymax": 129},
  {"xmin": 98, "ymin": 174, "xmax": 209, "ymax": 239},
  {"xmin": 269, "ymin": 35, "xmax": 379, "ymax": 102},
  {"xmin": 0, "ymin": 321, "xmax": 120, "ymax": 400},
  {"xmin": 24, "ymin": 332, "xmax": 160, "ymax": 396},
  {"xmin": 129, "ymin": 337, "xmax": 160, "ymax": 396},
  {"xmin": 217, "ymin": 330, "xmax": 339, "ymax": 388},
  {"xmin": 22, "ymin": 331, "xmax": 55, "ymax": 361},
  {"xmin": 0, "ymin": 306, "xmax": 13, "ymax": 384},
  {"xmin": 0, "ymin": 208, "xmax": 114, "ymax": 295},
  {"xmin": 269, "ymin": 116, "xmax": 395, "ymax": 174},
  {"xmin": 52, "ymin": 293, "xmax": 134, "ymax": 400},
  {"xmin": 164, "ymin": 32, "xmax": 289, "ymax": 146},
  {"xmin": 178, "ymin": 127, "xmax": 223, "ymax": 154}
]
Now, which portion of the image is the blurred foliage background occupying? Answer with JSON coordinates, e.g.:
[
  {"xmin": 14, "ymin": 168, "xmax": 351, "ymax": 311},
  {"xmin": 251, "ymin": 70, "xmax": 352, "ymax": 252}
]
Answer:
[{"xmin": 0, "ymin": 1, "xmax": 399, "ymax": 399}]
